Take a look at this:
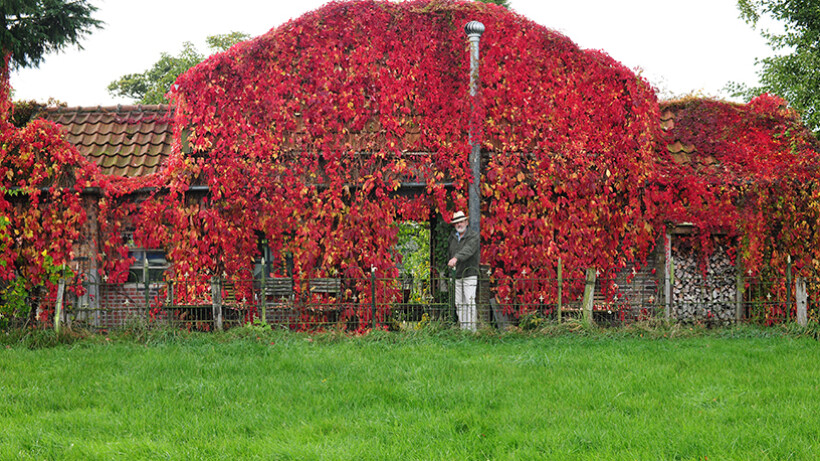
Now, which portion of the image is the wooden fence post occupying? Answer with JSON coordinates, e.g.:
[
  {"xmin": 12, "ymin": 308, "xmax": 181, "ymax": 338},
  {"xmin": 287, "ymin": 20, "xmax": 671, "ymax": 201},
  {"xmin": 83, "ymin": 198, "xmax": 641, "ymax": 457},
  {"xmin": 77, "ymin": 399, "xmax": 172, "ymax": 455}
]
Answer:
[
  {"xmin": 796, "ymin": 276, "xmax": 807, "ymax": 327},
  {"xmin": 582, "ymin": 268, "xmax": 596, "ymax": 324},
  {"xmin": 212, "ymin": 276, "xmax": 223, "ymax": 331},
  {"xmin": 54, "ymin": 278, "xmax": 66, "ymax": 334},
  {"xmin": 91, "ymin": 273, "xmax": 101, "ymax": 328},
  {"xmin": 786, "ymin": 255, "xmax": 792, "ymax": 322}
]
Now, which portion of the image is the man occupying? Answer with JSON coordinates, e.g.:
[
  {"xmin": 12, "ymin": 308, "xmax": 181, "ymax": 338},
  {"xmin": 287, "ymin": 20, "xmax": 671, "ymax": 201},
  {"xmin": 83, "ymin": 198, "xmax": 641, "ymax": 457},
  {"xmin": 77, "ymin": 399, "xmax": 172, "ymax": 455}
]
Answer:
[{"xmin": 448, "ymin": 211, "xmax": 479, "ymax": 331}]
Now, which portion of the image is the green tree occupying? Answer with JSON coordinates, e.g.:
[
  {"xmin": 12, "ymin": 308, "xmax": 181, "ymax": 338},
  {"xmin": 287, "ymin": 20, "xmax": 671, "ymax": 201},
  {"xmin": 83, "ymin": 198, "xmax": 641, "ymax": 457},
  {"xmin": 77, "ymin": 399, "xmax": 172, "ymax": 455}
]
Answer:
[
  {"xmin": 204, "ymin": 32, "xmax": 250, "ymax": 53},
  {"xmin": 477, "ymin": 0, "xmax": 511, "ymax": 8},
  {"xmin": 727, "ymin": 0, "xmax": 820, "ymax": 134},
  {"xmin": 108, "ymin": 31, "xmax": 249, "ymax": 105},
  {"xmin": 1, "ymin": 0, "xmax": 102, "ymax": 70},
  {"xmin": 396, "ymin": 222, "xmax": 431, "ymax": 303}
]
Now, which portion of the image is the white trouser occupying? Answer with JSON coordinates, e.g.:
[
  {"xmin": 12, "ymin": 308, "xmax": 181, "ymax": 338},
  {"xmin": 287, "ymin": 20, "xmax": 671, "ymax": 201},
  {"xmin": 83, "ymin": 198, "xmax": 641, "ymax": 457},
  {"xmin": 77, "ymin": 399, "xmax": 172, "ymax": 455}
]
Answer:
[{"xmin": 455, "ymin": 276, "xmax": 477, "ymax": 331}]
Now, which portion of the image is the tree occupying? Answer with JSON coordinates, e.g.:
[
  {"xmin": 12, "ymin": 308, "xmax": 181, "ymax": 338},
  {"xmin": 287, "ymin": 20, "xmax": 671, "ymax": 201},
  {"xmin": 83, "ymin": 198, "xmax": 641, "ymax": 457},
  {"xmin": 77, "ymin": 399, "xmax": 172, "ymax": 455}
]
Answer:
[
  {"xmin": 1, "ymin": 0, "xmax": 102, "ymax": 70},
  {"xmin": 107, "ymin": 32, "xmax": 250, "ymax": 105},
  {"xmin": 727, "ymin": 0, "xmax": 820, "ymax": 134},
  {"xmin": 477, "ymin": 0, "xmax": 511, "ymax": 8}
]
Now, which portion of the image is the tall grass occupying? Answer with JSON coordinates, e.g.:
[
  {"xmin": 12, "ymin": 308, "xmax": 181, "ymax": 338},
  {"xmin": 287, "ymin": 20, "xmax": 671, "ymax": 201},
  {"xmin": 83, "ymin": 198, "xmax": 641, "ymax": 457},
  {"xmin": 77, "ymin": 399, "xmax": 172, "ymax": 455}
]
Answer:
[{"xmin": 1, "ymin": 325, "xmax": 819, "ymax": 460}]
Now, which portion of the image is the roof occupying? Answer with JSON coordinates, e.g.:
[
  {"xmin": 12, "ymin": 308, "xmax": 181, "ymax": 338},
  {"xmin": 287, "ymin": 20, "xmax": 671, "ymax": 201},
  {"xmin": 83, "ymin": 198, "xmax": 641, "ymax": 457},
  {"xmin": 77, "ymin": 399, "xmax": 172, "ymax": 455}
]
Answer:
[
  {"xmin": 41, "ymin": 105, "xmax": 174, "ymax": 177},
  {"xmin": 660, "ymin": 108, "xmax": 716, "ymax": 169},
  {"xmin": 42, "ymin": 98, "xmax": 810, "ymax": 184},
  {"xmin": 659, "ymin": 96, "xmax": 820, "ymax": 183}
]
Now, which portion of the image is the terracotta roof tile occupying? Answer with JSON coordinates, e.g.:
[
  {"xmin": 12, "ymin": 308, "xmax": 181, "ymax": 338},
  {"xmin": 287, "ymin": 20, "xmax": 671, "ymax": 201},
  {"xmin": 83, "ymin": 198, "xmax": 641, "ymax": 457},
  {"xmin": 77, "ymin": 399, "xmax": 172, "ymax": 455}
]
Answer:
[
  {"xmin": 666, "ymin": 141, "xmax": 696, "ymax": 155},
  {"xmin": 661, "ymin": 102, "xmax": 722, "ymax": 171},
  {"xmin": 660, "ymin": 110, "xmax": 675, "ymax": 131},
  {"xmin": 41, "ymin": 104, "xmax": 174, "ymax": 177}
]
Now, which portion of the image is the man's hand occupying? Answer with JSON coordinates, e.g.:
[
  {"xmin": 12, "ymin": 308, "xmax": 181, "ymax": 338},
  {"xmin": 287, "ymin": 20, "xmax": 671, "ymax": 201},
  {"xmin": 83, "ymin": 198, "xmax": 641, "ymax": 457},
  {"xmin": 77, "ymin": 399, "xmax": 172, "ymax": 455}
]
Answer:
[{"xmin": 448, "ymin": 257, "xmax": 458, "ymax": 268}]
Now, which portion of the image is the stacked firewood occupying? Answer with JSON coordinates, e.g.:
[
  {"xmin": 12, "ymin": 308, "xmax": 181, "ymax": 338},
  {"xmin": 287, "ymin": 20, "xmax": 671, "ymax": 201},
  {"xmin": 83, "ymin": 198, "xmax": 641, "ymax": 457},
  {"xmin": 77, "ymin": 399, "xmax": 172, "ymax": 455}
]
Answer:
[{"xmin": 672, "ymin": 242, "xmax": 737, "ymax": 324}]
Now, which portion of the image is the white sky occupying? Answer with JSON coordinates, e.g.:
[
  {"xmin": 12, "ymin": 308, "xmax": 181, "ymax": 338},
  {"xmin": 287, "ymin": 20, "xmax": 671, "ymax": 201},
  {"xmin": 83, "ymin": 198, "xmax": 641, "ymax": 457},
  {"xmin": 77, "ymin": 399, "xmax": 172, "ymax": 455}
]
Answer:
[{"xmin": 10, "ymin": 0, "xmax": 772, "ymax": 106}]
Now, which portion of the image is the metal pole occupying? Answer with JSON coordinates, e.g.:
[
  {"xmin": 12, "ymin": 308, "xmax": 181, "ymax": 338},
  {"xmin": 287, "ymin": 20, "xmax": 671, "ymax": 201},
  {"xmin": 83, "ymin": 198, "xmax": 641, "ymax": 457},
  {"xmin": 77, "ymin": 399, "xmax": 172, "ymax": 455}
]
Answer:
[
  {"xmin": 260, "ymin": 257, "xmax": 268, "ymax": 325},
  {"xmin": 450, "ymin": 270, "xmax": 456, "ymax": 324},
  {"xmin": 735, "ymin": 258, "xmax": 743, "ymax": 322},
  {"xmin": 664, "ymin": 231, "xmax": 672, "ymax": 321},
  {"xmin": 465, "ymin": 20, "xmax": 484, "ymax": 247},
  {"xmin": 371, "ymin": 266, "xmax": 377, "ymax": 330},
  {"xmin": 144, "ymin": 256, "xmax": 150, "ymax": 323}
]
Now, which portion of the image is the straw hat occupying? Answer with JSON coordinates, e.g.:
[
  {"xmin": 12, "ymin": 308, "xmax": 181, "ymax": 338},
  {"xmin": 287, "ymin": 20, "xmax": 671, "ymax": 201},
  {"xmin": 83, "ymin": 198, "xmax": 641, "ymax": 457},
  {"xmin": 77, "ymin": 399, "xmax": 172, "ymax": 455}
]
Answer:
[{"xmin": 451, "ymin": 211, "xmax": 468, "ymax": 224}]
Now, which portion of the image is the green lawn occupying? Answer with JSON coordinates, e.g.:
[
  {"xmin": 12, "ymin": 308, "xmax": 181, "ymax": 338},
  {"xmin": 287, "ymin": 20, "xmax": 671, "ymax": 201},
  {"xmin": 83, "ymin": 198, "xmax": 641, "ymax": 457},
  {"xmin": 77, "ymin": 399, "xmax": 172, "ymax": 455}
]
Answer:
[{"xmin": 2, "ymin": 326, "xmax": 820, "ymax": 460}]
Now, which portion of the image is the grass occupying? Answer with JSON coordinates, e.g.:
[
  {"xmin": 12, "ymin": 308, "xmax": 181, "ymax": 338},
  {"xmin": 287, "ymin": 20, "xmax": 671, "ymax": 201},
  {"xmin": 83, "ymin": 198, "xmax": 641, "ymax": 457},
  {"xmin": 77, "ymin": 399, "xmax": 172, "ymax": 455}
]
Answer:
[{"xmin": 2, "ymin": 323, "xmax": 820, "ymax": 460}]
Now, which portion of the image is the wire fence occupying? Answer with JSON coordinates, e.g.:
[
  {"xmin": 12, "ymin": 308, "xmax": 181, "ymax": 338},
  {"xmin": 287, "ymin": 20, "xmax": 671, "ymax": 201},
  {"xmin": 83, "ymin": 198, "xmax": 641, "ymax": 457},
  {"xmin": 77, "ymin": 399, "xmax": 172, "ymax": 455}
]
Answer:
[{"xmin": 8, "ymin": 268, "xmax": 820, "ymax": 332}]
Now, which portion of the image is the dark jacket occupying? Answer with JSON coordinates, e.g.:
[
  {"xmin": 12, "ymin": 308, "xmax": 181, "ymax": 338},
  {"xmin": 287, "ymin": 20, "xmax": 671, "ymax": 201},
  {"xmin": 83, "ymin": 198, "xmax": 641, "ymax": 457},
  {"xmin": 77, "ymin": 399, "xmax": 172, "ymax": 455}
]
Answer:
[{"xmin": 448, "ymin": 227, "xmax": 479, "ymax": 279}]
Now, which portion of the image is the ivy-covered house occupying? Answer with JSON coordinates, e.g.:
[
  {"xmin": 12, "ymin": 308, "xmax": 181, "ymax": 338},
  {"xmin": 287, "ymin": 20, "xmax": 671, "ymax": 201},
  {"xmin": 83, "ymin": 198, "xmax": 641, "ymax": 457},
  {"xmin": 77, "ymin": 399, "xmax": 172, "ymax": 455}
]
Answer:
[{"xmin": 11, "ymin": 0, "xmax": 820, "ymax": 329}]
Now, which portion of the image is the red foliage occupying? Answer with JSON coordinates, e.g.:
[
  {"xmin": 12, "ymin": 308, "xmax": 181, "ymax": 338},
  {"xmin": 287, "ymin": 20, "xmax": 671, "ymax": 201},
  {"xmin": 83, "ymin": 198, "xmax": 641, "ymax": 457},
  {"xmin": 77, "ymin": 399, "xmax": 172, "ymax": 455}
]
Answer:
[
  {"xmin": 657, "ymin": 94, "xmax": 820, "ymax": 277},
  {"xmin": 1, "ymin": 54, "xmax": 97, "ymax": 288},
  {"xmin": 1, "ymin": 54, "xmax": 136, "ymax": 303},
  {"xmin": 5, "ymin": 2, "xmax": 820, "ymax": 327},
  {"xmin": 139, "ymin": 0, "xmax": 663, "ymax": 315}
]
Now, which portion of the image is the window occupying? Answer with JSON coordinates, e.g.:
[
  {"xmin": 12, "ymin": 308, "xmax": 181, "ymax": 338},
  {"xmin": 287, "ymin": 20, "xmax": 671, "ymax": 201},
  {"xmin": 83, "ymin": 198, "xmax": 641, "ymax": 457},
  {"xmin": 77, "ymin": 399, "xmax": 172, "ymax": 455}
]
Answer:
[
  {"xmin": 127, "ymin": 249, "xmax": 168, "ymax": 284},
  {"xmin": 254, "ymin": 237, "xmax": 293, "ymax": 279}
]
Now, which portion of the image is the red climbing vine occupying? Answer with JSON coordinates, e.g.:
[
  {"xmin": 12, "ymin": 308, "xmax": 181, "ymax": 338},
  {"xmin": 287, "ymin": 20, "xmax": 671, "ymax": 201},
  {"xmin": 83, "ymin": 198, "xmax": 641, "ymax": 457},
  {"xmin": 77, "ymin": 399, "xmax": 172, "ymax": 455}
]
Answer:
[
  {"xmin": 656, "ymin": 94, "xmax": 820, "ymax": 323},
  {"xmin": 657, "ymin": 95, "xmax": 820, "ymax": 273},
  {"xmin": 1, "ymin": 54, "xmax": 100, "ymax": 321},
  {"xmin": 131, "ymin": 0, "xmax": 665, "ymax": 325},
  {"xmin": 5, "ymin": 1, "xmax": 819, "ymax": 328}
]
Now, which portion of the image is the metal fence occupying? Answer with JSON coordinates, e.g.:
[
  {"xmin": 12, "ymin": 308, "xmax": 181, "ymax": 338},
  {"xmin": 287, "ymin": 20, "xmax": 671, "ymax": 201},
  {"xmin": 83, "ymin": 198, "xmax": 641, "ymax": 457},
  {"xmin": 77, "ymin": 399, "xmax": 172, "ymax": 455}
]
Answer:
[
  {"xmin": 42, "ymin": 271, "xmax": 454, "ymax": 332},
  {"xmin": 12, "ymin": 269, "xmax": 820, "ymax": 332}
]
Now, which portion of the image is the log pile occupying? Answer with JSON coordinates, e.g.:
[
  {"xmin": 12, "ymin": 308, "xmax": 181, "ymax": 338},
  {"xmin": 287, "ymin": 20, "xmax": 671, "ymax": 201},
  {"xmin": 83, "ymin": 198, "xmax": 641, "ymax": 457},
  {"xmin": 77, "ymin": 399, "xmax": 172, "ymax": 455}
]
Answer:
[{"xmin": 672, "ymin": 241, "xmax": 737, "ymax": 324}]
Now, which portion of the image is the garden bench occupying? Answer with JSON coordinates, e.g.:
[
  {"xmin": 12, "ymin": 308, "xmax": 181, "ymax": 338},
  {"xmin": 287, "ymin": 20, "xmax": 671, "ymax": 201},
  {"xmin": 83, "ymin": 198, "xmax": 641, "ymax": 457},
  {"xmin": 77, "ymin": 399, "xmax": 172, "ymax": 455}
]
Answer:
[
  {"xmin": 263, "ymin": 278, "xmax": 294, "ymax": 307},
  {"xmin": 308, "ymin": 278, "xmax": 341, "ymax": 295}
]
